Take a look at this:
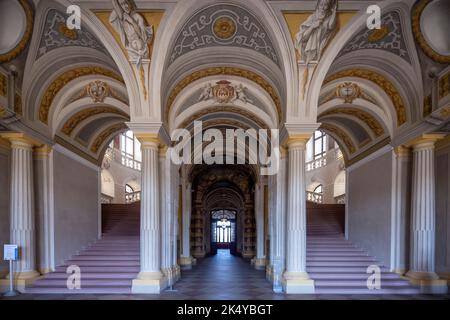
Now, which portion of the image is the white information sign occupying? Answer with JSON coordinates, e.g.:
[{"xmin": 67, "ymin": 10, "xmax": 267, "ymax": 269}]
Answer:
[{"xmin": 3, "ymin": 244, "xmax": 18, "ymax": 261}]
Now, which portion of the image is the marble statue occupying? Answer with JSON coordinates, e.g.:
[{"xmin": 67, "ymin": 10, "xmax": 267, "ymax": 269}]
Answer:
[
  {"xmin": 109, "ymin": 0, "xmax": 154, "ymax": 65},
  {"xmin": 234, "ymin": 84, "xmax": 253, "ymax": 104},
  {"xmin": 295, "ymin": 0, "xmax": 338, "ymax": 64},
  {"xmin": 198, "ymin": 83, "xmax": 213, "ymax": 102}
]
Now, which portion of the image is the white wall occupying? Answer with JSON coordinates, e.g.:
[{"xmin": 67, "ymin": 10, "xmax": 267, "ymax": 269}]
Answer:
[
  {"xmin": 0, "ymin": 145, "xmax": 10, "ymax": 276},
  {"xmin": 436, "ymin": 139, "xmax": 450, "ymax": 277},
  {"xmin": 53, "ymin": 149, "xmax": 99, "ymax": 266},
  {"xmin": 104, "ymin": 158, "xmax": 140, "ymax": 203},
  {"xmin": 347, "ymin": 148, "xmax": 393, "ymax": 267}
]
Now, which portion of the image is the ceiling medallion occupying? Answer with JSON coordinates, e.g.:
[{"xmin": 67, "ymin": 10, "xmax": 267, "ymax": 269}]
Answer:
[
  {"xmin": 336, "ymin": 82, "xmax": 361, "ymax": 103},
  {"xmin": 367, "ymin": 25, "xmax": 389, "ymax": 43},
  {"xmin": 213, "ymin": 16, "xmax": 236, "ymax": 40},
  {"xmin": 87, "ymin": 81, "xmax": 109, "ymax": 103}
]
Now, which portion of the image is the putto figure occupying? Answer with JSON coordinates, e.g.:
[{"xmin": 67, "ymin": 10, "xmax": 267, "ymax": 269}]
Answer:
[
  {"xmin": 295, "ymin": 0, "xmax": 338, "ymax": 64},
  {"xmin": 109, "ymin": 0, "xmax": 154, "ymax": 65}
]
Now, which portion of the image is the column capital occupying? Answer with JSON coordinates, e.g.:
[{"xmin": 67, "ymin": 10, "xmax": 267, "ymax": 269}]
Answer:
[
  {"xmin": 286, "ymin": 134, "xmax": 310, "ymax": 149},
  {"xmin": 0, "ymin": 132, "xmax": 42, "ymax": 148},
  {"xmin": 405, "ymin": 134, "xmax": 446, "ymax": 150},
  {"xmin": 134, "ymin": 132, "xmax": 161, "ymax": 146},
  {"xmin": 34, "ymin": 144, "xmax": 53, "ymax": 158},
  {"xmin": 393, "ymin": 145, "xmax": 410, "ymax": 157}
]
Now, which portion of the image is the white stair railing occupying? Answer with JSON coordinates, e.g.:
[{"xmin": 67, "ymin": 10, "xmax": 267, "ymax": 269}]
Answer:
[
  {"xmin": 306, "ymin": 191, "xmax": 323, "ymax": 204},
  {"xmin": 125, "ymin": 191, "xmax": 141, "ymax": 203}
]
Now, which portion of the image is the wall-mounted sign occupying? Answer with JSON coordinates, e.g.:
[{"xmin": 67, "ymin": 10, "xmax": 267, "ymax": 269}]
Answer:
[{"xmin": 3, "ymin": 244, "xmax": 18, "ymax": 261}]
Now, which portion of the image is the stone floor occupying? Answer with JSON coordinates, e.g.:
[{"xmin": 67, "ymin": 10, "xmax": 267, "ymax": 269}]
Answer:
[{"xmin": 1, "ymin": 250, "xmax": 449, "ymax": 300}]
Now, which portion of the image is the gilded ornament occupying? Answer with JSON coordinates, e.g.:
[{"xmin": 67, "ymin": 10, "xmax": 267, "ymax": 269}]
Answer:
[
  {"xmin": 57, "ymin": 22, "xmax": 78, "ymax": 40},
  {"xmin": 166, "ymin": 67, "xmax": 281, "ymax": 123},
  {"xmin": 319, "ymin": 107, "xmax": 385, "ymax": 137},
  {"xmin": 367, "ymin": 25, "xmax": 390, "ymax": 43},
  {"xmin": 411, "ymin": 0, "xmax": 450, "ymax": 64},
  {"xmin": 91, "ymin": 123, "xmax": 127, "ymax": 153},
  {"xmin": 213, "ymin": 16, "xmax": 236, "ymax": 40},
  {"xmin": 0, "ymin": 73, "xmax": 6, "ymax": 97},
  {"xmin": 39, "ymin": 67, "xmax": 123, "ymax": 124},
  {"xmin": 324, "ymin": 69, "xmax": 407, "ymax": 126},
  {"xmin": 320, "ymin": 123, "xmax": 356, "ymax": 154},
  {"xmin": 61, "ymin": 106, "xmax": 129, "ymax": 136},
  {"xmin": 0, "ymin": 0, "xmax": 33, "ymax": 63}
]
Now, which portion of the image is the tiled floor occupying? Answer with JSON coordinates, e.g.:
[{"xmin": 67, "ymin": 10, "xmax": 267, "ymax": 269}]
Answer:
[{"xmin": 1, "ymin": 250, "xmax": 449, "ymax": 300}]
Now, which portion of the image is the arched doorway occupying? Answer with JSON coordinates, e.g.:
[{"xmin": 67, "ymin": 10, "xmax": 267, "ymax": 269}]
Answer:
[{"xmin": 210, "ymin": 209, "xmax": 237, "ymax": 255}]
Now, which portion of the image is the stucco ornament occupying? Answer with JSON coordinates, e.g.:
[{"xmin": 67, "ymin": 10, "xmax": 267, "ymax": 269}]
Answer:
[
  {"xmin": 198, "ymin": 81, "xmax": 253, "ymax": 104},
  {"xmin": 295, "ymin": 0, "xmax": 338, "ymax": 64},
  {"xmin": 109, "ymin": 0, "xmax": 154, "ymax": 65}
]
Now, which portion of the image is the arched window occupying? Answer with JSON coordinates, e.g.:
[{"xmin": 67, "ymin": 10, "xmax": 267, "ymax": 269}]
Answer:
[
  {"xmin": 120, "ymin": 130, "xmax": 142, "ymax": 162},
  {"xmin": 314, "ymin": 184, "xmax": 323, "ymax": 195},
  {"xmin": 313, "ymin": 130, "xmax": 327, "ymax": 159},
  {"xmin": 125, "ymin": 184, "xmax": 134, "ymax": 195}
]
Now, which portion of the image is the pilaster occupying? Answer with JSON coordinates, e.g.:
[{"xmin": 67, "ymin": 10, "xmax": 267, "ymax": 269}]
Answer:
[{"xmin": 405, "ymin": 134, "xmax": 447, "ymax": 293}]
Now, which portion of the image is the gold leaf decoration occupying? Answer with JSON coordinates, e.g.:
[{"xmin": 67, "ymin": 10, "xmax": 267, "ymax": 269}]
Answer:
[
  {"xmin": 423, "ymin": 94, "xmax": 432, "ymax": 117},
  {"xmin": 324, "ymin": 68, "xmax": 407, "ymax": 126},
  {"xmin": 320, "ymin": 123, "xmax": 356, "ymax": 154},
  {"xmin": 61, "ymin": 106, "xmax": 129, "ymax": 136},
  {"xmin": 319, "ymin": 107, "xmax": 385, "ymax": 137},
  {"xmin": 0, "ymin": 0, "xmax": 33, "ymax": 63},
  {"xmin": 90, "ymin": 123, "xmax": 127, "ymax": 153},
  {"xmin": 165, "ymin": 67, "xmax": 282, "ymax": 123},
  {"xmin": 0, "ymin": 73, "xmax": 6, "ymax": 97},
  {"xmin": 412, "ymin": 0, "xmax": 450, "ymax": 64},
  {"xmin": 39, "ymin": 67, "xmax": 124, "ymax": 124},
  {"xmin": 178, "ymin": 105, "xmax": 268, "ymax": 130},
  {"xmin": 439, "ymin": 71, "xmax": 450, "ymax": 100}
]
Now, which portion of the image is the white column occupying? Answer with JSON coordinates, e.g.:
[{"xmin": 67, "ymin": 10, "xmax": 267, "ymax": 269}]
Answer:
[
  {"xmin": 0, "ymin": 133, "xmax": 40, "ymax": 290},
  {"xmin": 406, "ymin": 134, "xmax": 444, "ymax": 284},
  {"xmin": 179, "ymin": 167, "xmax": 193, "ymax": 268},
  {"xmin": 268, "ymin": 147, "xmax": 287, "ymax": 291},
  {"xmin": 132, "ymin": 134, "xmax": 166, "ymax": 293},
  {"xmin": 283, "ymin": 138, "xmax": 314, "ymax": 294},
  {"xmin": 254, "ymin": 181, "xmax": 265, "ymax": 269}
]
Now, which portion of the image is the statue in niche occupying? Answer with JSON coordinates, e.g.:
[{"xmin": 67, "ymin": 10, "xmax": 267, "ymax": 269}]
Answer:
[
  {"xmin": 295, "ymin": 0, "xmax": 338, "ymax": 64},
  {"xmin": 109, "ymin": 0, "xmax": 154, "ymax": 65}
]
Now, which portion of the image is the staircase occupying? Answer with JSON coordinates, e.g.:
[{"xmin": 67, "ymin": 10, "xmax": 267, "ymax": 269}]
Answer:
[
  {"xmin": 306, "ymin": 203, "xmax": 420, "ymax": 294},
  {"xmin": 26, "ymin": 203, "xmax": 140, "ymax": 294}
]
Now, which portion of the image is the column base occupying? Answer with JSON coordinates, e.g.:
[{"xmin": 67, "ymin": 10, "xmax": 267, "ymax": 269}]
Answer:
[
  {"xmin": 406, "ymin": 271, "xmax": 447, "ymax": 294},
  {"xmin": 253, "ymin": 258, "xmax": 266, "ymax": 270},
  {"xmin": 179, "ymin": 256, "xmax": 194, "ymax": 270},
  {"xmin": 0, "ymin": 271, "xmax": 41, "ymax": 293},
  {"xmin": 131, "ymin": 271, "xmax": 168, "ymax": 294},
  {"xmin": 282, "ymin": 272, "xmax": 315, "ymax": 294}
]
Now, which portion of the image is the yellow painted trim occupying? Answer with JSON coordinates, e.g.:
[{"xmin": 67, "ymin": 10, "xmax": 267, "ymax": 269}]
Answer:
[
  {"xmin": 0, "ymin": 132, "xmax": 42, "ymax": 147},
  {"xmin": 324, "ymin": 68, "xmax": 407, "ymax": 126},
  {"xmin": 39, "ymin": 67, "xmax": 124, "ymax": 124},
  {"xmin": 165, "ymin": 67, "xmax": 282, "ymax": 123}
]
